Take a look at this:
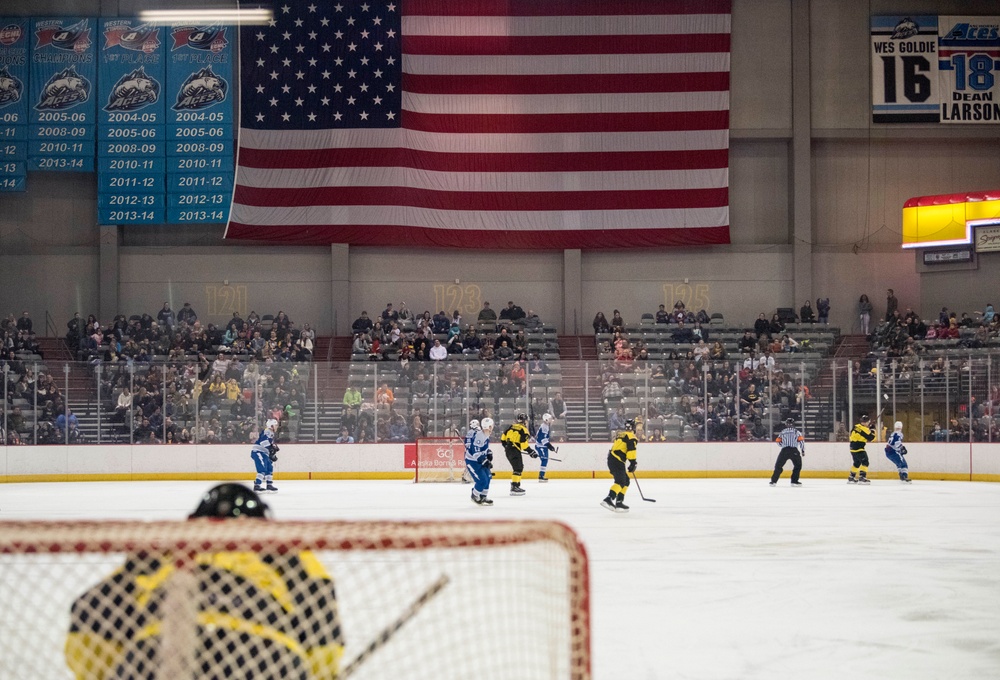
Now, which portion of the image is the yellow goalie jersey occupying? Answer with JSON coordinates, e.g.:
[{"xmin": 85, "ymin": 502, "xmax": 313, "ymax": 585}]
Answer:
[{"xmin": 65, "ymin": 549, "xmax": 344, "ymax": 680}]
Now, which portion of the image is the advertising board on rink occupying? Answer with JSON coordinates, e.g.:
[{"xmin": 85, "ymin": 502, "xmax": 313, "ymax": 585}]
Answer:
[
  {"xmin": 871, "ymin": 15, "xmax": 1000, "ymax": 124},
  {"xmin": 97, "ymin": 18, "xmax": 166, "ymax": 224},
  {"xmin": 28, "ymin": 18, "xmax": 96, "ymax": 172},
  {"xmin": 0, "ymin": 18, "xmax": 29, "ymax": 191}
]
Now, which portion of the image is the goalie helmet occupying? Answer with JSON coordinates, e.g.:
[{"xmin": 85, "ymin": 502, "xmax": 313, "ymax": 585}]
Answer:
[
  {"xmin": 189, "ymin": 483, "xmax": 271, "ymax": 520},
  {"xmin": 265, "ymin": 418, "xmax": 279, "ymax": 431},
  {"xmin": 481, "ymin": 417, "xmax": 494, "ymax": 431},
  {"xmin": 469, "ymin": 419, "xmax": 481, "ymax": 431},
  {"xmin": 542, "ymin": 413, "xmax": 553, "ymax": 424},
  {"xmin": 516, "ymin": 412, "xmax": 527, "ymax": 423},
  {"xmin": 894, "ymin": 421, "xmax": 903, "ymax": 431}
]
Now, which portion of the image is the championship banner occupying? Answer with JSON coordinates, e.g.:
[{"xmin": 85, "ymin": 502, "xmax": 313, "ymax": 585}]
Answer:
[
  {"xmin": 938, "ymin": 16, "xmax": 1000, "ymax": 123},
  {"xmin": 165, "ymin": 23, "xmax": 234, "ymax": 224},
  {"xmin": 97, "ymin": 18, "xmax": 166, "ymax": 224},
  {"xmin": 0, "ymin": 18, "xmax": 29, "ymax": 191},
  {"xmin": 28, "ymin": 17, "xmax": 96, "ymax": 171},
  {"xmin": 871, "ymin": 16, "xmax": 940, "ymax": 123}
]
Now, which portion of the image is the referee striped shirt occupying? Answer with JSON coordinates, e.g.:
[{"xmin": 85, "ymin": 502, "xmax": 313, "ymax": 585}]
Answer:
[{"xmin": 776, "ymin": 427, "xmax": 805, "ymax": 453}]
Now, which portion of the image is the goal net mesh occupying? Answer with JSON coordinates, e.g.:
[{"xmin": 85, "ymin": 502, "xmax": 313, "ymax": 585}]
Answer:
[
  {"xmin": 414, "ymin": 438, "xmax": 467, "ymax": 482},
  {"xmin": 0, "ymin": 520, "xmax": 590, "ymax": 680}
]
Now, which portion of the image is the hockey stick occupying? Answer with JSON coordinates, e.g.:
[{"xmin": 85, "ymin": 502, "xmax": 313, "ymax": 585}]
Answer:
[
  {"xmin": 340, "ymin": 574, "xmax": 451, "ymax": 679},
  {"xmin": 631, "ymin": 472, "xmax": 656, "ymax": 502}
]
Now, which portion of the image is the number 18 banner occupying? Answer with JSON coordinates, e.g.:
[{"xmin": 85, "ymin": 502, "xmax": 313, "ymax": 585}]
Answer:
[{"xmin": 872, "ymin": 15, "xmax": 1000, "ymax": 124}]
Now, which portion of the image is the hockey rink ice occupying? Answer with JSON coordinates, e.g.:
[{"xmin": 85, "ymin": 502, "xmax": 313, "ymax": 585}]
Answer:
[{"xmin": 2, "ymin": 477, "xmax": 999, "ymax": 680}]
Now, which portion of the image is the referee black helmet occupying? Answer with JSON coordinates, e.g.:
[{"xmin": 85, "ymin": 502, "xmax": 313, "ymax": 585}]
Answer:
[{"xmin": 785, "ymin": 418, "xmax": 795, "ymax": 426}]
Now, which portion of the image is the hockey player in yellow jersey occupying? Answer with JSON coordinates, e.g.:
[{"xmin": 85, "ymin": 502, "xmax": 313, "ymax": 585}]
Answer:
[
  {"xmin": 848, "ymin": 413, "xmax": 876, "ymax": 484},
  {"xmin": 602, "ymin": 418, "xmax": 638, "ymax": 513},
  {"xmin": 501, "ymin": 413, "xmax": 535, "ymax": 496},
  {"xmin": 64, "ymin": 484, "xmax": 344, "ymax": 680}
]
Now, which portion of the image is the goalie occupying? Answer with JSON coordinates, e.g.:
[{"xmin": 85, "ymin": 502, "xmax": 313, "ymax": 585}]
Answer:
[
  {"xmin": 64, "ymin": 483, "xmax": 345, "ymax": 679},
  {"xmin": 252, "ymin": 418, "xmax": 280, "ymax": 493},
  {"xmin": 884, "ymin": 421, "xmax": 911, "ymax": 483}
]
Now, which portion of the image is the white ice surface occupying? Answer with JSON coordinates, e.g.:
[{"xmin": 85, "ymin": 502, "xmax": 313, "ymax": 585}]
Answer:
[{"xmin": 2, "ymin": 478, "xmax": 1000, "ymax": 680}]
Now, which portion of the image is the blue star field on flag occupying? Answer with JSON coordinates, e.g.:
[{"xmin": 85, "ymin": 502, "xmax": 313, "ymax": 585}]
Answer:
[{"xmin": 240, "ymin": 1, "xmax": 402, "ymax": 129}]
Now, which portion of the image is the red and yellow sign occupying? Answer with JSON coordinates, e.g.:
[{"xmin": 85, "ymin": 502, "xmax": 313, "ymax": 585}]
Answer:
[{"xmin": 902, "ymin": 190, "xmax": 1000, "ymax": 248}]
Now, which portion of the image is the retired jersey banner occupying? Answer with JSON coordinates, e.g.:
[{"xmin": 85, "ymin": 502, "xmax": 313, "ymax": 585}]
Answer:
[
  {"xmin": 227, "ymin": 0, "xmax": 733, "ymax": 249},
  {"xmin": 871, "ymin": 16, "xmax": 939, "ymax": 123},
  {"xmin": 873, "ymin": 15, "xmax": 1000, "ymax": 124},
  {"xmin": 938, "ymin": 16, "xmax": 1000, "ymax": 123},
  {"xmin": 0, "ymin": 18, "xmax": 29, "ymax": 191}
]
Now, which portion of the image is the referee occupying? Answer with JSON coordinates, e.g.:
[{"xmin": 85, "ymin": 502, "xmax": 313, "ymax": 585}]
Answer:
[{"xmin": 770, "ymin": 418, "xmax": 804, "ymax": 486}]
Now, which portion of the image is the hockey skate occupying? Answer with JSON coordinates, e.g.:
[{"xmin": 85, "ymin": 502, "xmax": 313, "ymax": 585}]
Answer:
[
  {"xmin": 858, "ymin": 476, "xmax": 871, "ymax": 484},
  {"xmin": 614, "ymin": 500, "xmax": 630, "ymax": 513},
  {"xmin": 768, "ymin": 481, "xmax": 777, "ymax": 486},
  {"xmin": 254, "ymin": 484, "xmax": 265, "ymax": 493},
  {"xmin": 538, "ymin": 475, "xmax": 549, "ymax": 483},
  {"xmin": 600, "ymin": 496, "xmax": 616, "ymax": 512},
  {"xmin": 510, "ymin": 483, "xmax": 526, "ymax": 496},
  {"xmin": 847, "ymin": 476, "xmax": 858, "ymax": 484},
  {"xmin": 479, "ymin": 495, "xmax": 494, "ymax": 505},
  {"xmin": 901, "ymin": 476, "xmax": 911, "ymax": 483},
  {"xmin": 265, "ymin": 483, "xmax": 278, "ymax": 493},
  {"xmin": 791, "ymin": 481, "xmax": 803, "ymax": 486}
]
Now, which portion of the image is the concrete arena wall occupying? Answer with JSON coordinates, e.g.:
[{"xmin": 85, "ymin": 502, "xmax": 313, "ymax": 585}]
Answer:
[{"xmin": 1, "ymin": 443, "xmax": 997, "ymax": 484}]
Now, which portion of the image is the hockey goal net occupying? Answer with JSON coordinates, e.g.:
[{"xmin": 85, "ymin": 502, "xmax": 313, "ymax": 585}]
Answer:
[
  {"xmin": 0, "ymin": 520, "xmax": 590, "ymax": 680},
  {"xmin": 414, "ymin": 437, "xmax": 467, "ymax": 482}
]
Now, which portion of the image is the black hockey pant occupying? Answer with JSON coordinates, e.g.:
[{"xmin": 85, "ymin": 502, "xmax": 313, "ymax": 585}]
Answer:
[{"xmin": 771, "ymin": 447, "xmax": 802, "ymax": 483}]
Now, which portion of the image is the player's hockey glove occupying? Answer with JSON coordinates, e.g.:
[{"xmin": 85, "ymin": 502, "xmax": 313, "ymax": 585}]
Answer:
[
  {"xmin": 268, "ymin": 444, "xmax": 279, "ymax": 462},
  {"xmin": 627, "ymin": 460, "xmax": 637, "ymax": 473},
  {"xmin": 900, "ymin": 446, "xmax": 907, "ymax": 456},
  {"xmin": 482, "ymin": 458, "xmax": 493, "ymax": 470},
  {"xmin": 529, "ymin": 450, "xmax": 539, "ymax": 458}
]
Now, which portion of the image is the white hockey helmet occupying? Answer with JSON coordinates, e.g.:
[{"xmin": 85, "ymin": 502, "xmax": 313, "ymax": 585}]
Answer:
[
  {"xmin": 481, "ymin": 417, "xmax": 494, "ymax": 431},
  {"xmin": 894, "ymin": 421, "xmax": 903, "ymax": 431},
  {"xmin": 469, "ymin": 419, "xmax": 481, "ymax": 431},
  {"xmin": 265, "ymin": 419, "xmax": 279, "ymax": 431},
  {"xmin": 542, "ymin": 413, "xmax": 553, "ymax": 424}
]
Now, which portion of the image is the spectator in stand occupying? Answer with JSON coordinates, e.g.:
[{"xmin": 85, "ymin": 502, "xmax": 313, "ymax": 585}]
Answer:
[
  {"xmin": 781, "ymin": 334, "xmax": 800, "ymax": 353},
  {"xmin": 299, "ymin": 323, "xmax": 315, "ymax": 353},
  {"xmin": 461, "ymin": 326, "xmax": 482, "ymax": 355},
  {"xmin": 432, "ymin": 310, "xmax": 450, "ymax": 334},
  {"xmin": 816, "ymin": 297, "xmax": 830, "ymax": 324},
  {"xmin": 447, "ymin": 322, "xmax": 464, "ymax": 354},
  {"xmin": 548, "ymin": 392, "xmax": 568, "ymax": 421},
  {"xmin": 477, "ymin": 301, "xmax": 497, "ymax": 325},
  {"xmin": 735, "ymin": 330, "xmax": 754, "ymax": 354},
  {"xmin": 523, "ymin": 309, "xmax": 542, "ymax": 330},
  {"xmin": 858, "ymin": 294, "xmax": 873, "ymax": 335},
  {"xmin": 388, "ymin": 414, "xmax": 410, "ymax": 442},
  {"xmin": 478, "ymin": 342, "xmax": 494, "ymax": 361},
  {"xmin": 495, "ymin": 339, "xmax": 515, "ymax": 361},
  {"xmin": 693, "ymin": 339, "xmax": 710, "ymax": 363},
  {"xmin": 352, "ymin": 311, "xmax": 374, "ymax": 335},
  {"xmin": 177, "ymin": 302, "xmax": 197, "ymax": 325},
  {"xmin": 376, "ymin": 383, "xmax": 394, "ymax": 408},
  {"xmin": 886, "ymin": 289, "xmax": 898, "ymax": 322},
  {"xmin": 336, "ymin": 427, "xmax": 355, "ymax": 443},
  {"xmin": 608, "ymin": 406, "xmax": 626, "ymax": 435},
  {"xmin": 66, "ymin": 312, "xmax": 84, "ymax": 353},
  {"xmin": 429, "ymin": 338, "xmax": 448, "ymax": 361},
  {"xmin": 450, "ymin": 309, "xmax": 463, "ymax": 328},
  {"xmin": 157, "ymin": 303, "xmax": 175, "ymax": 329},
  {"xmin": 382, "ymin": 302, "xmax": 398, "ymax": 323},
  {"xmin": 754, "ymin": 313, "xmax": 770, "ymax": 339},
  {"xmin": 671, "ymin": 320, "xmax": 694, "ymax": 344},
  {"xmin": 800, "ymin": 300, "xmax": 815, "ymax": 323},
  {"xmin": 114, "ymin": 387, "xmax": 133, "ymax": 423},
  {"xmin": 493, "ymin": 327, "xmax": 513, "ymax": 350},
  {"xmin": 710, "ymin": 341, "xmax": 727, "ymax": 360},
  {"xmin": 769, "ymin": 313, "xmax": 785, "ymax": 336},
  {"xmin": 16, "ymin": 311, "xmax": 32, "ymax": 334},
  {"xmin": 656, "ymin": 304, "xmax": 670, "ymax": 324},
  {"xmin": 602, "ymin": 379, "xmax": 623, "ymax": 405},
  {"xmin": 593, "ymin": 312, "xmax": 611, "ymax": 334},
  {"xmin": 980, "ymin": 303, "xmax": 995, "ymax": 325},
  {"xmin": 499, "ymin": 300, "xmax": 526, "ymax": 324},
  {"xmin": 397, "ymin": 302, "xmax": 413, "ymax": 323},
  {"xmin": 610, "ymin": 310, "xmax": 625, "ymax": 333}
]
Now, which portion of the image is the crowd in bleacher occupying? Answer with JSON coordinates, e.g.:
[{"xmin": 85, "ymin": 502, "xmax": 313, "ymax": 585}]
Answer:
[
  {"xmin": 2, "ymin": 305, "xmax": 316, "ymax": 445},
  {"xmin": 592, "ymin": 301, "xmax": 822, "ymax": 442}
]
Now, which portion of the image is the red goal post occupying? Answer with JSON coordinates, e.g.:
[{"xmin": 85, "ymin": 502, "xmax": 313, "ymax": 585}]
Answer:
[
  {"xmin": 0, "ymin": 519, "xmax": 592, "ymax": 680},
  {"xmin": 414, "ymin": 436, "xmax": 467, "ymax": 483}
]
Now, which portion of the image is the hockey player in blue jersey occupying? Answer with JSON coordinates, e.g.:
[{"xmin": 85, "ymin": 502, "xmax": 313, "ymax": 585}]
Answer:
[
  {"xmin": 465, "ymin": 417, "xmax": 495, "ymax": 505},
  {"xmin": 251, "ymin": 418, "xmax": 280, "ymax": 493},
  {"xmin": 534, "ymin": 413, "xmax": 554, "ymax": 482},
  {"xmin": 884, "ymin": 421, "xmax": 911, "ymax": 483},
  {"xmin": 461, "ymin": 419, "xmax": 480, "ymax": 484}
]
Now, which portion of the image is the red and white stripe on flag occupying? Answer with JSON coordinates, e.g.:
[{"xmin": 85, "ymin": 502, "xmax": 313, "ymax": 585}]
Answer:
[{"xmin": 227, "ymin": 0, "xmax": 731, "ymax": 249}]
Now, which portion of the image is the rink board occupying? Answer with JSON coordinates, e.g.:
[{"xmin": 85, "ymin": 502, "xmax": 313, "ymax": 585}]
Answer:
[{"xmin": 0, "ymin": 442, "xmax": 998, "ymax": 483}]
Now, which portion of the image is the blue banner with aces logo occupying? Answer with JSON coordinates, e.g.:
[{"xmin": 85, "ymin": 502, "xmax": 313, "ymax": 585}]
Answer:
[
  {"xmin": 165, "ymin": 22, "xmax": 233, "ymax": 223},
  {"xmin": 28, "ymin": 17, "xmax": 96, "ymax": 171},
  {"xmin": 98, "ymin": 18, "xmax": 165, "ymax": 126},
  {"xmin": 0, "ymin": 18, "xmax": 29, "ymax": 191}
]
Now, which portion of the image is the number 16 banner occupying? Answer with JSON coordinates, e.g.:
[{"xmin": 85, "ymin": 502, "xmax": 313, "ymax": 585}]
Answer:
[{"xmin": 872, "ymin": 15, "xmax": 1000, "ymax": 124}]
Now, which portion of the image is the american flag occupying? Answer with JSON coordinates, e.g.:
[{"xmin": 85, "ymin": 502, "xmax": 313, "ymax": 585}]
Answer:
[{"xmin": 227, "ymin": 0, "xmax": 731, "ymax": 248}]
